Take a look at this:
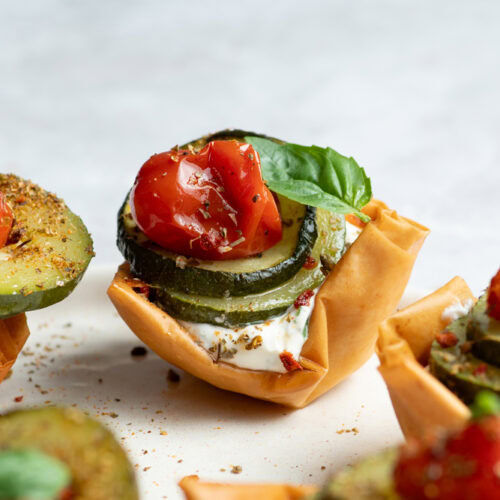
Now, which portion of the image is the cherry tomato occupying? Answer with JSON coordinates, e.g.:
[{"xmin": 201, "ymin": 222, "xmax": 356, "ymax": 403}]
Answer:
[
  {"xmin": 130, "ymin": 140, "xmax": 282, "ymax": 260},
  {"xmin": 487, "ymin": 269, "xmax": 500, "ymax": 321},
  {"xmin": 394, "ymin": 416, "xmax": 500, "ymax": 499},
  {"xmin": 0, "ymin": 191, "xmax": 13, "ymax": 248}
]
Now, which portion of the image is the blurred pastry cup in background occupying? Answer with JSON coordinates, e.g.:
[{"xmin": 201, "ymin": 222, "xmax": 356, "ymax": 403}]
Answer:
[
  {"xmin": 179, "ymin": 476, "xmax": 316, "ymax": 500},
  {"xmin": 377, "ymin": 275, "xmax": 487, "ymax": 439},
  {"xmin": 0, "ymin": 314, "xmax": 30, "ymax": 384}
]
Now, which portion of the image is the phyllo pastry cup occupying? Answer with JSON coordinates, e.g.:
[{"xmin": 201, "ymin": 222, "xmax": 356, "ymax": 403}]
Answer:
[
  {"xmin": 179, "ymin": 475, "xmax": 316, "ymax": 500},
  {"xmin": 377, "ymin": 276, "xmax": 476, "ymax": 439},
  {"xmin": 108, "ymin": 200, "xmax": 428, "ymax": 408},
  {"xmin": 0, "ymin": 314, "xmax": 30, "ymax": 384}
]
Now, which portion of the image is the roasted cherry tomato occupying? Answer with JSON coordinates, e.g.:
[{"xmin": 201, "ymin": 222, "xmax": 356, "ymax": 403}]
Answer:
[
  {"xmin": 0, "ymin": 191, "xmax": 13, "ymax": 248},
  {"xmin": 130, "ymin": 140, "xmax": 282, "ymax": 260},
  {"xmin": 487, "ymin": 269, "xmax": 500, "ymax": 321},
  {"xmin": 394, "ymin": 416, "xmax": 500, "ymax": 499}
]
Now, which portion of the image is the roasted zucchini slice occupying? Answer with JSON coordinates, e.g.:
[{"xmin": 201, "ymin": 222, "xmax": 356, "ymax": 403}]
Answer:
[
  {"xmin": 430, "ymin": 295, "xmax": 500, "ymax": 404},
  {"xmin": 0, "ymin": 407, "xmax": 138, "ymax": 500},
  {"xmin": 0, "ymin": 174, "xmax": 94, "ymax": 318},
  {"xmin": 118, "ymin": 193, "xmax": 317, "ymax": 298},
  {"xmin": 311, "ymin": 448, "xmax": 399, "ymax": 500},
  {"xmin": 154, "ymin": 207, "xmax": 345, "ymax": 327}
]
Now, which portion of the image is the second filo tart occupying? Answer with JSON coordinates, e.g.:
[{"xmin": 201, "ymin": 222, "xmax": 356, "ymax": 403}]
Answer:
[
  {"xmin": 377, "ymin": 269, "xmax": 500, "ymax": 439},
  {"xmin": 108, "ymin": 130, "xmax": 429, "ymax": 407}
]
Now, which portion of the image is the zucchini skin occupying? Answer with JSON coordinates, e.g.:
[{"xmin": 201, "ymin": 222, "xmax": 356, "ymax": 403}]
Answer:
[
  {"xmin": 117, "ymin": 129, "xmax": 318, "ymax": 298},
  {"xmin": 117, "ymin": 198, "xmax": 316, "ymax": 298},
  {"xmin": 154, "ymin": 288, "xmax": 289, "ymax": 327},
  {"xmin": 0, "ymin": 275, "xmax": 87, "ymax": 319},
  {"xmin": 153, "ymin": 208, "xmax": 345, "ymax": 327}
]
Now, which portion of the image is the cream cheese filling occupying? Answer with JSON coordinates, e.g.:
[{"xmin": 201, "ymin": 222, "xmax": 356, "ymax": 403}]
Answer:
[
  {"xmin": 441, "ymin": 299, "xmax": 475, "ymax": 323},
  {"xmin": 180, "ymin": 221, "xmax": 362, "ymax": 373}
]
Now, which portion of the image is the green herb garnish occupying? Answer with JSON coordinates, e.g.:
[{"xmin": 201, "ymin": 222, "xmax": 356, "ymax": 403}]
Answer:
[
  {"xmin": 470, "ymin": 391, "xmax": 500, "ymax": 419},
  {"xmin": 245, "ymin": 136, "xmax": 372, "ymax": 223},
  {"xmin": 0, "ymin": 449, "xmax": 71, "ymax": 500}
]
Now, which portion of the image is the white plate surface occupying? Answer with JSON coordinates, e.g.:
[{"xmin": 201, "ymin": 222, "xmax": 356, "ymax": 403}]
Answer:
[{"xmin": 0, "ymin": 267, "xmax": 426, "ymax": 499}]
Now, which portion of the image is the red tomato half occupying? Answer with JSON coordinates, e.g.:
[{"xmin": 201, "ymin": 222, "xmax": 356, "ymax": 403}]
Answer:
[
  {"xmin": 130, "ymin": 140, "xmax": 282, "ymax": 260},
  {"xmin": 487, "ymin": 269, "xmax": 500, "ymax": 321},
  {"xmin": 0, "ymin": 192, "xmax": 13, "ymax": 248},
  {"xmin": 394, "ymin": 416, "xmax": 500, "ymax": 499}
]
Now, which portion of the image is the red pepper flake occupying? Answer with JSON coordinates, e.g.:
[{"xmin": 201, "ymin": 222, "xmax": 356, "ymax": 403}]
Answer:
[
  {"xmin": 345, "ymin": 213, "xmax": 367, "ymax": 229},
  {"xmin": 294, "ymin": 289, "xmax": 314, "ymax": 309},
  {"xmin": 303, "ymin": 256, "xmax": 317, "ymax": 270},
  {"xmin": 473, "ymin": 363, "xmax": 488, "ymax": 376},
  {"xmin": 435, "ymin": 331, "xmax": 459, "ymax": 348},
  {"xmin": 487, "ymin": 268, "xmax": 500, "ymax": 320},
  {"xmin": 60, "ymin": 488, "xmax": 73, "ymax": 500},
  {"xmin": 280, "ymin": 351, "xmax": 303, "ymax": 372},
  {"xmin": 14, "ymin": 396, "xmax": 23, "ymax": 403},
  {"xmin": 132, "ymin": 285, "xmax": 150, "ymax": 298}
]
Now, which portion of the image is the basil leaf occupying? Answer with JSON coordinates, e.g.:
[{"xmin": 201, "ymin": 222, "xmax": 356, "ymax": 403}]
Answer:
[
  {"xmin": 470, "ymin": 391, "xmax": 500, "ymax": 419},
  {"xmin": 245, "ymin": 136, "xmax": 372, "ymax": 222},
  {"xmin": 0, "ymin": 449, "xmax": 71, "ymax": 500}
]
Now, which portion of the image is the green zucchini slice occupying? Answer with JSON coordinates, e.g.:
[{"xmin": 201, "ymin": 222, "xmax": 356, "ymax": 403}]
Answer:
[
  {"xmin": 0, "ymin": 407, "xmax": 138, "ymax": 500},
  {"xmin": 313, "ymin": 448, "xmax": 399, "ymax": 500},
  {"xmin": 0, "ymin": 174, "xmax": 94, "ymax": 318},
  {"xmin": 154, "ymin": 208, "xmax": 345, "ymax": 327},
  {"xmin": 118, "ymin": 194, "xmax": 317, "ymax": 298}
]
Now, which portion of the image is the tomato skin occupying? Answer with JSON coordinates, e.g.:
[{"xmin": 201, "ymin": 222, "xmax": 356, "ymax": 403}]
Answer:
[
  {"xmin": 488, "ymin": 269, "xmax": 500, "ymax": 320},
  {"xmin": 0, "ymin": 192, "xmax": 13, "ymax": 248},
  {"xmin": 130, "ymin": 141, "xmax": 282, "ymax": 260},
  {"xmin": 394, "ymin": 416, "xmax": 500, "ymax": 500}
]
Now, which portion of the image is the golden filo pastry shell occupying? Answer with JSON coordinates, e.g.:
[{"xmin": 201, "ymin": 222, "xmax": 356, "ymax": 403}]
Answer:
[
  {"xmin": 108, "ymin": 199, "xmax": 429, "ymax": 408},
  {"xmin": 179, "ymin": 475, "xmax": 316, "ymax": 500},
  {"xmin": 377, "ymin": 276, "xmax": 475, "ymax": 440},
  {"xmin": 0, "ymin": 313, "xmax": 30, "ymax": 384}
]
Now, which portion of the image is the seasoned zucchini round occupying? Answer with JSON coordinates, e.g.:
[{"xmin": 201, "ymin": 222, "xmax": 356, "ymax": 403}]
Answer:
[
  {"xmin": 0, "ymin": 174, "xmax": 94, "ymax": 318},
  {"xmin": 154, "ymin": 208, "xmax": 345, "ymax": 327},
  {"xmin": 118, "ymin": 193, "xmax": 317, "ymax": 298},
  {"xmin": 429, "ymin": 294, "xmax": 500, "ymax": 404},
  {"xmin": 0, "ymin": 407, "xmax": 138, "ymax": 500}
]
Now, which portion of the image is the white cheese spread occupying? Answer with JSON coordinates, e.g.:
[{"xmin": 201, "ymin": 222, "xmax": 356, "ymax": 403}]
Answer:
[
  {"xmin": 180, "ymin": 221, "xmax": 362, "ymax": 373},
  {"xmin": 180, "ymin": 289, "xmax": 318, "ymax": 373},
  {"xmin": 441, "ymin": 298, "xmax": 475, "ymax": 323}
]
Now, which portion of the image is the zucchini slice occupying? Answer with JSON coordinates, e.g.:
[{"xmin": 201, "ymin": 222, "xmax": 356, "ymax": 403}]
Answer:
[
  {"xmin": 118, "ymin": 194, "xmax": 317, "ymax": 298},
  {"xmin": 154, "ymin": 208, "xmax": 345, "ymax": 327},
  {"xmin": 0, "ymin": 174, "xmax": 94, "ymax": 318},
  {"xmin": 429, "ymin": 295, "xmax": 500, "ymax": 404}
]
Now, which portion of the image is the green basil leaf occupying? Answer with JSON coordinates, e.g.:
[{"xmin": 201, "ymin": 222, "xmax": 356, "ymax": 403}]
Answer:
[
  {"xmin": 0, "ymin": 449, "xmax": 71, "ymax": 499},
  {"xmin": 470, "ymin": 391, "xmax": 500, "ymax": 419},
  {"xmin": 245, "ymin": 136, "xmax": 372, "ymax": 222}
]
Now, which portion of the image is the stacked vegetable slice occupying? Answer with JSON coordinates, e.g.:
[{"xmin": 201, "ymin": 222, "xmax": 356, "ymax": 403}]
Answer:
[{"xmin": 117, "ymin": 130, "xmax": 356, "ymax": 329}]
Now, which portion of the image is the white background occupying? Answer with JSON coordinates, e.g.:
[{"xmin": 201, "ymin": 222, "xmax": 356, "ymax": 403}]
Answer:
[
  {"xmin": 1, "ymin": 0, "xmax": 499, "ymax": 295},
  {"xmin": 1, "ymin": 2, "xmax": 499, "ymax": 498}
]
